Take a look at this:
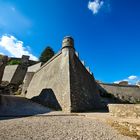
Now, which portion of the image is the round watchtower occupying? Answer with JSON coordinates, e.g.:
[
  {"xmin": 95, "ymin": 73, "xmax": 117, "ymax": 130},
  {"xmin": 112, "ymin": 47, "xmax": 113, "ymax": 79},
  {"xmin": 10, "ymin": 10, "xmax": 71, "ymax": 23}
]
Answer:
[{"xmin": 62, "ymin": 36, "xmax": 74, "ymax": 49}]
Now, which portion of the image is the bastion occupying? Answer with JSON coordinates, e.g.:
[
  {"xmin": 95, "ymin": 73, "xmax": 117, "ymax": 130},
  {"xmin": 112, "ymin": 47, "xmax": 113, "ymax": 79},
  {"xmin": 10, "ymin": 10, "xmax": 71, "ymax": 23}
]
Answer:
[{"xmin": 26, "ymin": 36, "xmax": 102, "ymax": 112}]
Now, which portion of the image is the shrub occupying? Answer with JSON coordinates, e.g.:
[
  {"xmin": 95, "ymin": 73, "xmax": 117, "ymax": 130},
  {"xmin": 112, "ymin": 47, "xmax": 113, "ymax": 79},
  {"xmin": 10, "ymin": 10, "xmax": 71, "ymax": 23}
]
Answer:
[{"xmin": 7, "ymin": 60, "xmax": 21, "ymax": 65}]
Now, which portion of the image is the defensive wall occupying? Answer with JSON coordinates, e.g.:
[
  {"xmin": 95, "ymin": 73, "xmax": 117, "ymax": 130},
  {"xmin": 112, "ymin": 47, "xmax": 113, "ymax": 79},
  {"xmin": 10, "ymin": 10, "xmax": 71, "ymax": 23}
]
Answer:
[
  {"xmin": 2, "ymin": 65, "xmax": 18, "ymax": 83},
  {"xmin": 98, "ymin": 83, "xmax": 140, "ymax": 103},
  {"xmin": 0, "ymin": 36, "xmax": 140, "ymax": 112},
  {"xmin": 26, "ymin": 36, "xmax": 102, "ymax": 112},
  {"xmin": 21, "ymin": 62, "xmax": 42, "ymax": 96},
  {"xmin": 2, "ymin": 55, "xmax": 30, "ymax": 85}
]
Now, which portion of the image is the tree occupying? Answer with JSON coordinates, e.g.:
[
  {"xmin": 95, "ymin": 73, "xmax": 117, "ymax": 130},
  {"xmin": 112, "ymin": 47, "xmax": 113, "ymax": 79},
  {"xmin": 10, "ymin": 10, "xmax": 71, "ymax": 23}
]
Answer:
[{"xmin": 39, "ymin": 47, "xmax": 55, "ymax": 64}]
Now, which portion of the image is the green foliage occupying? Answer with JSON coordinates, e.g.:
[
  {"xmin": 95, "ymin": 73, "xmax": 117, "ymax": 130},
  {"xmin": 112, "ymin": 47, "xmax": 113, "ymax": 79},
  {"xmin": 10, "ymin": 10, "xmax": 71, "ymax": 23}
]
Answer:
[
  {"xmin": 7, "ymin": 60, "xmax": 21, "ymax": 65},
  {"xmin": 39, "ymin": 46, "xmax": 55, "ymax": 64}
]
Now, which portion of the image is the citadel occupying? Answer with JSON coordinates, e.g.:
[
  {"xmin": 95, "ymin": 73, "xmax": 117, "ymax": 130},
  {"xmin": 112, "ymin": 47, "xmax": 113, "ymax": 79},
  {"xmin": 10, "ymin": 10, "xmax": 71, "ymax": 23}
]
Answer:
[{"xmin": 0, "ymin": 36, "xmax": 140, "ymax": 113}]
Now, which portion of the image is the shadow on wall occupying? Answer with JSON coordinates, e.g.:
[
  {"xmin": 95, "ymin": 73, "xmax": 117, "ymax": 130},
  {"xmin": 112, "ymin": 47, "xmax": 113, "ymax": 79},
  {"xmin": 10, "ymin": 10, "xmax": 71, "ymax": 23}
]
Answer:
[
  {"xmin": 0, "ymin": 94, "xmax": 51, "ymax": 120},
  {"xmin": 31, "ymin": 88, "xmax": 62, "ymax": 111}
]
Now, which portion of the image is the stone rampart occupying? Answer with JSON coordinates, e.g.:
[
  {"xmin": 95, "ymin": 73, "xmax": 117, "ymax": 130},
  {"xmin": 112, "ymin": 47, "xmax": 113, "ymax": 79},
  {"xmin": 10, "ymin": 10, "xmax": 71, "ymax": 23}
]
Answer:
[
  {"xmin": 98, "ymin": 83, "xmax": 140, "ymax": 103},
  {"xmin": 26, "ymin": 51, "xmax": 71, "ymax": 112},
  {"xmin": 22, "ymin": 72, "xmax": 35, "ymax": 96},
  {"xmin": 26, "ymin": 36, "xmax": 102, "ymax": 112},
  {"xmin": 10, "ymin": 55, "xmax": 29, "ymax": 85},
  {"xmin": 2, "ymin": 55, "xmax": 30, "ymax": 86},
  {"xmin": 69, "ymin": 51, "xmax": 102, "ymax": 111},
  {"xmin": 21, "ymin": 62, "xmax": 41, "ymax": 96}
]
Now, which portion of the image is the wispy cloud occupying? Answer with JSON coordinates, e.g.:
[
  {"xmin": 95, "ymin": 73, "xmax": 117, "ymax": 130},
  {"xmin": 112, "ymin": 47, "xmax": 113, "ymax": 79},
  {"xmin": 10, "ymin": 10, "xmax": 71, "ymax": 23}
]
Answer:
[
  {"xmin": 0, "ymin": 34, "xmax": 38, "ymax": 60},
  {"xmin": 114, "ymin": 75, "xmax": 140, "ymax": 85},
  {"xmin": 88, "ymin": 0, "xmax": 104, "ymax": 14},
  {"xmin": 128, "ymin": 75, "xmax": 137, "ymax": 80}
]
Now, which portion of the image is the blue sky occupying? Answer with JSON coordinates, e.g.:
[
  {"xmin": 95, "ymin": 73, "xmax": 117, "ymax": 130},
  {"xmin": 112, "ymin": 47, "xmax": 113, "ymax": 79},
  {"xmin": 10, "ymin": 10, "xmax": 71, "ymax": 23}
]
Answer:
[{"xmin": 0, "ymin": 0, "xmax": 140, "ymax": 84}]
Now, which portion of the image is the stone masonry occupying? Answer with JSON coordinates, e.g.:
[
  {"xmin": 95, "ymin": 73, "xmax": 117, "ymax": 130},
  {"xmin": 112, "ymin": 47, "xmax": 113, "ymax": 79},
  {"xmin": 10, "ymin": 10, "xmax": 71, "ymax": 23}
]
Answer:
[
  {"xmin": 26, "ymin": 36, "xmax": 102, "ymax": 112},
  {"xmin": 2, "ymin": 55, "xmax": 30, "ymax": 86}
]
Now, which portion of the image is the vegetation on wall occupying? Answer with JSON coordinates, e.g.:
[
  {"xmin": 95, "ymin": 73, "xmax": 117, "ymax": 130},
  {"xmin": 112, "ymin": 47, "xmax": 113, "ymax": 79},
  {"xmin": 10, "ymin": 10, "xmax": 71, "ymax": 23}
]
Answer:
[{"xmin": 7, "ymin": 60, "xmax": 21, "ymax": 65}]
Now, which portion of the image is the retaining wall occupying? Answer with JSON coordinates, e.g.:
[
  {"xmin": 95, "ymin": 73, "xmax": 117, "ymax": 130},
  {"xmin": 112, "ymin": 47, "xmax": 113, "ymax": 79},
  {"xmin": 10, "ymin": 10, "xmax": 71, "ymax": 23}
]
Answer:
[{"xmin": 108, "ymin": 104, "xmax": 140, "ymax": 118}]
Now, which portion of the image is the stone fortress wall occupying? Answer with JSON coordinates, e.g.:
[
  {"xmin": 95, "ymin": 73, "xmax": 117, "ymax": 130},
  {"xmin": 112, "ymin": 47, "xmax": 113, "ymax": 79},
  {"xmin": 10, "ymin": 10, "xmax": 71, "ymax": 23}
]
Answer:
[
  {"xmin": 0, "ymin": 36, "xmax": 140, "ymax": 112},
  {"xmin": 1, "ymin": 56, "xmax": 39, "ymax": 87},
  {"xmin": 69, "ymin": 48, "xmax": 102, "ymax": 111},
  {"xmin": 98, "ymin": 83, "xmax": 140, "ymax": 103},
  {"xmin": 26, "ymin": 36, "xmax": 102, "ymax": 112},
  {"xmin": 2, "ymin": 55, "xmax": 30, "ymax": 85},
  {"xmin": 26, "ymin": 51, "xmax": 71, "ymax": 112},
  {"xmin": 2, "ymin": 65, "xmax": 18, "ymax": 83},
  {"xmin": 21, "ymin": 62, "xmax": 42, "ymax": 95}
]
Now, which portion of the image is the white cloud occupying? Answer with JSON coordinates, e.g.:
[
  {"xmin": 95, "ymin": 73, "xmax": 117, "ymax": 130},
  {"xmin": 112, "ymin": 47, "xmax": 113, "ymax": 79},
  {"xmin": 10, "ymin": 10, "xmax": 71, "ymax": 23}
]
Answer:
[
  {"xmin": 114, "ymin": 75, "xmax": 140, "ymax": 85},
  {"xmin": 128, "ymin": 75, "xmax": 137, "ymax": 80},
  {"xmin": 0, "ymin": 34, "xmax": 38, "ymax": 60},
  {"xmin": 88, "ymin": 0, "xmax": 104, "ymax": 14}
]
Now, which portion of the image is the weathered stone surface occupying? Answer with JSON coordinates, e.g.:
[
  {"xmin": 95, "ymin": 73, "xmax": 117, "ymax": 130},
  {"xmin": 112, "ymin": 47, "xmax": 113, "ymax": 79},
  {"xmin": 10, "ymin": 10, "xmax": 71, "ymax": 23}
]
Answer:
[
  {"xmin": 27, "ymin": 62, "xmax": 41, "ymax": 72},
  {"xmin": 21, "ymin": 62, "xmax": 41, "ymax": 96},
  {"xmin": 108, "ymin": 104, "xmax": 140, "ymax": 118},
  {"xmin": 26, "ymin": 51, "xmax": 71, "ymax": 112},
  {"xmin": 69, "ymin": 50, "xmax": 102, "ymax": 111},
  {"xmin": 98, "ymin": 83, "xmax": 140, "ymax": 103},
  {"xmin": 26, "ymin": 36, "xmax": 102, "ymax": 112},
  {"xmin": 10, "ymin": 55, "xmax": 29, "ymax": 85},
  {"xmin": 31, "ymin": 88, "xmax": 62, "ymax": 110},
  {"xmin": 22, "ymin": 72, "xmax": 35, "ymax": 96},
  {"xmin": 2, "ymin": 65, "xmax": 18, "ymax": 82},
  {"xmin": 0, "ymin": 95, "xmax": 50, "ymax": 116},
  {"xmin": 2, "ymin": 55, "xmax": 30, "ymax": 86}
]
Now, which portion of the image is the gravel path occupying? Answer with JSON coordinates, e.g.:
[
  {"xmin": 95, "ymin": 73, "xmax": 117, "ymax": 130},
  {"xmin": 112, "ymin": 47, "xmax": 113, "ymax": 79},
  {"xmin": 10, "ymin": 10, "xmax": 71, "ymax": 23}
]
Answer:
[{"xmin": 0, "ymin": 116, "xmax": 135, "ymax": 140}]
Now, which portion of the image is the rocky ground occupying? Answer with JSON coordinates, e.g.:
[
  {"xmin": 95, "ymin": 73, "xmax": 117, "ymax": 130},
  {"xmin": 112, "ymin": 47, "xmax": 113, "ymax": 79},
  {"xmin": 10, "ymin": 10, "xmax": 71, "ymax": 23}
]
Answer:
[{"xmin": 0, "ymin": 116, "xmax": 135, "ymax": 140}]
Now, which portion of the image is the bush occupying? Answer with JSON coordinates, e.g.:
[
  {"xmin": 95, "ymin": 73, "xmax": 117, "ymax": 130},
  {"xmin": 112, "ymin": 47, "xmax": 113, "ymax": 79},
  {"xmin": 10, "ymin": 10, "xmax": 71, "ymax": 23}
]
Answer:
[{"xmin": 7, "ymin": 60, "xmax": 21, "ymax": 65}]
